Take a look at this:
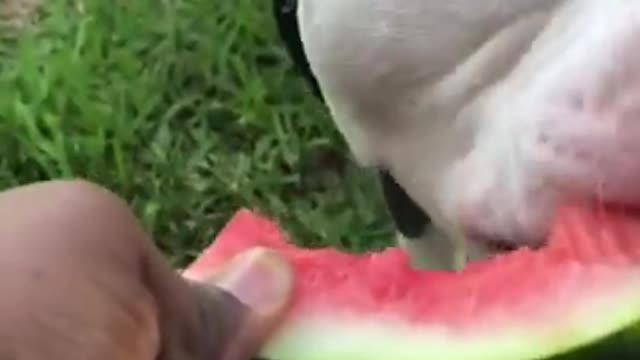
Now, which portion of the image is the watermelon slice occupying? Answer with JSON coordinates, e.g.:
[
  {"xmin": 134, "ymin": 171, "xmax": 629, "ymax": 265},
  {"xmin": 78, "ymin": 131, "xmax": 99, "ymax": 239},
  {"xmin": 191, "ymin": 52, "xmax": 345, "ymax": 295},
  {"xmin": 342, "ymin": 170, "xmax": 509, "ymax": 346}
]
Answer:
[{"xmin": 183, "ymin": 205, "xmax": 640, "ymax": 360}]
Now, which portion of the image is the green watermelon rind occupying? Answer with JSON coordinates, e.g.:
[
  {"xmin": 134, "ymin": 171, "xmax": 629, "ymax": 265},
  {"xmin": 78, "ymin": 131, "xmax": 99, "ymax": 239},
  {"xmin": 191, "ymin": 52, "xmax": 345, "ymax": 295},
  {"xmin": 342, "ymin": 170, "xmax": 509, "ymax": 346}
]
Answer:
[{"xmin": 261, "ymin": 276, "xmax": 640, "ymax": 360}]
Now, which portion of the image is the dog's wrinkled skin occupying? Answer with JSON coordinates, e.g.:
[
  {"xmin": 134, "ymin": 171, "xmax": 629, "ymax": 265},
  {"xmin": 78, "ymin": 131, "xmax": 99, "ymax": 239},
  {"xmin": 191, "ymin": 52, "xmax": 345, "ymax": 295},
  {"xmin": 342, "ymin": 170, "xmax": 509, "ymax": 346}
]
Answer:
[{"xmin": 278, "ymin": 0, "xmax": 640, "ymax": 269}]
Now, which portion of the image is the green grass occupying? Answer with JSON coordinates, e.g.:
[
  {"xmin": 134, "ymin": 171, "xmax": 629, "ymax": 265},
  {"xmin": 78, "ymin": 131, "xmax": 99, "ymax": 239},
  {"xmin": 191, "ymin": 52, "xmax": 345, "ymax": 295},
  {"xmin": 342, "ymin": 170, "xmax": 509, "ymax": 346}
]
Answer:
[{"xmin": 0, "ymin": 0, "xmax": 394, "ymax": 266}]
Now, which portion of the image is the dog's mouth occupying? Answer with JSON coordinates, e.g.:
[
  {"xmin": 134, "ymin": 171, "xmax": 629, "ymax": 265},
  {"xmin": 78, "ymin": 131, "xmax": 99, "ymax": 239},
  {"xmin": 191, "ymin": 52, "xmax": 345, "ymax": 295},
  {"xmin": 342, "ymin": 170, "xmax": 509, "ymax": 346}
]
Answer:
[
  {"xmin": 483, "ymin": 240, "xmax": 519, "ymax": 253},
  {"xmin": 465, "ymin": 230, "xmax": 522, "ymax": 255},
  {"xmin": 468, "ymin": 235, "xmax": 544, "ymax": 259}
]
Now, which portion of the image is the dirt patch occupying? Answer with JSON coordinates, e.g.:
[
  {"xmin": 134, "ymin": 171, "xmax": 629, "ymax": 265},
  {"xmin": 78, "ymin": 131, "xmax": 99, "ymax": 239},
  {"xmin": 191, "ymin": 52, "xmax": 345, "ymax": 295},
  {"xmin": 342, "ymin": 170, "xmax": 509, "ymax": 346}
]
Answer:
[{"xmin": 1, "ymin": 0, "xmax": 41, "ymax": 33}]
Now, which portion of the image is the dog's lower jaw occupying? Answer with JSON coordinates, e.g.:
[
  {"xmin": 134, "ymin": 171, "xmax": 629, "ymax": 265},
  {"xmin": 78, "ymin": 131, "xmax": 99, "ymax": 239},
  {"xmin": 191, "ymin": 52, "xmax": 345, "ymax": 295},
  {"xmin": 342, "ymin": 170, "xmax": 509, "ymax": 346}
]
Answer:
[
  {"xmin": 397, "ymin": 229, "xmax": 499, "ymax": 272},
  {"xmin": 396, "ymin": 226, "xmax": 478, "ymax": 271}
]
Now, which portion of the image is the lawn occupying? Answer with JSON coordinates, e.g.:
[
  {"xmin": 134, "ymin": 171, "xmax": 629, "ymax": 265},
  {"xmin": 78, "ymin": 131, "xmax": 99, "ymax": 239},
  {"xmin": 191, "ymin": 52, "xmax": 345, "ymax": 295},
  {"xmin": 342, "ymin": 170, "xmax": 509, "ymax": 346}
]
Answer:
[{"xmin": 0, "ymin": 0, "xmax": 394, "ymax": 266}]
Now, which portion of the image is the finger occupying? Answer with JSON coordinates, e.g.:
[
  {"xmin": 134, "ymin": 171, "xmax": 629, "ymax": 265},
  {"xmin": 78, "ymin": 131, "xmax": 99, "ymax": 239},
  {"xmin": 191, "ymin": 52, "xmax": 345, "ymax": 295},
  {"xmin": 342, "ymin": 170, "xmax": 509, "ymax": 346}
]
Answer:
[{"xmin": 189, "ymin": 248, "xmax": 294, "ymax": 360}]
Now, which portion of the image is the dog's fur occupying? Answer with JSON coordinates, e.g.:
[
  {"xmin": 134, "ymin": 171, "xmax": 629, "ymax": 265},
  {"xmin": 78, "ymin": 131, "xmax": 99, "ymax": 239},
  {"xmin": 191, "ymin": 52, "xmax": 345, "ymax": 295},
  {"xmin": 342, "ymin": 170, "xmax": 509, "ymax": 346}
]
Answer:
[{"xmin": 275, "ymin": 0, "xmax": 640, "ymax": 269}]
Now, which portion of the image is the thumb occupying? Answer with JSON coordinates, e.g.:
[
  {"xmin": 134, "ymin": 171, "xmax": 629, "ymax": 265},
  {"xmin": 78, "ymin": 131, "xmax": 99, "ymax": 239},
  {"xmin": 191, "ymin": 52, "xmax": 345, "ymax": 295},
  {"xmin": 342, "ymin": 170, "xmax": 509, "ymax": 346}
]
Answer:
[{"xmin": 187, "ymin": 248, "xmax": 294, "ymax": 360}]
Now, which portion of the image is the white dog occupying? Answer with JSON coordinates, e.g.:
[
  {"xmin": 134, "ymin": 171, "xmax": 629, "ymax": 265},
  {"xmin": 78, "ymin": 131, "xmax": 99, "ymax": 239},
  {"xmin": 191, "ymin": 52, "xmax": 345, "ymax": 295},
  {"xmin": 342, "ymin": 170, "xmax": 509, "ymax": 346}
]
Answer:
[{"xmin": 273, "ymin": 0, "xmax": 640, "ymax": 270}]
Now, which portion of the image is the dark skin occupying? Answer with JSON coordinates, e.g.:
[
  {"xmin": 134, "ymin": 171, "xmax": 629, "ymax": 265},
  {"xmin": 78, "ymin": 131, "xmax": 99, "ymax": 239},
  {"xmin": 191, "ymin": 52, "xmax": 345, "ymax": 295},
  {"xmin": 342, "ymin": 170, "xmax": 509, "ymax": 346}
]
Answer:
[{"xmin": 0, "ymin": 179, "xmax": 294, "ymax": 360}]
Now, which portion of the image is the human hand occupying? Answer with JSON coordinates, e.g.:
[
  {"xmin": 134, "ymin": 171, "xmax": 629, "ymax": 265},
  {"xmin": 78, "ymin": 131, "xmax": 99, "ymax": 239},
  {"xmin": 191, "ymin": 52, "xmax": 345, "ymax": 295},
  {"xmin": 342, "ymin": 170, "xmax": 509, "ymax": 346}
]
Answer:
[
  {"xmin": 182, "ymin": 248, "xmax": 294, "ymax": 360},
  {"xmin": 0, "ymin": 180, "xmax": 293, "ymax": 360}
]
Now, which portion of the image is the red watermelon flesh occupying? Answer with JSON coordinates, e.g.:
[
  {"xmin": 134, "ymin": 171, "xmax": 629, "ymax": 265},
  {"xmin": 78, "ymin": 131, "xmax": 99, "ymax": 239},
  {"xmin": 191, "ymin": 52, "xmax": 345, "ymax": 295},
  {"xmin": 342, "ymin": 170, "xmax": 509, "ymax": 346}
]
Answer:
[{"xmin": 183, "ymin": 205, "xmax": 640, "ymax": 360}]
